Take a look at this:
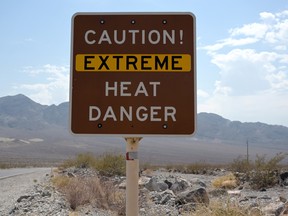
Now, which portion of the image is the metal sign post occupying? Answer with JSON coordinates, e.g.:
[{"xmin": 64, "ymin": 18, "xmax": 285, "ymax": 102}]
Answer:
[
  {"xmin": 70, "ymin": 12, "xmax": 196, "ymax": 216},
  {"xmin": 125, "ymin": 137, "xmax": 142, "ymax": 216}
]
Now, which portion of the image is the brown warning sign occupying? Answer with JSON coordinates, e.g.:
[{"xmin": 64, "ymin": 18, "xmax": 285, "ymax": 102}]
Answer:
[{"xmin": 70, "ymin": 12, "xmax": 196, "ymax": 136}]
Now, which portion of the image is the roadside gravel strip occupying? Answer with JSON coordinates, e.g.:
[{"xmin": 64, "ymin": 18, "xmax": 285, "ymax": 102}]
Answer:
[{"xmin": 0, "ymin": 168, "xmax": 52, "ymax": 215}]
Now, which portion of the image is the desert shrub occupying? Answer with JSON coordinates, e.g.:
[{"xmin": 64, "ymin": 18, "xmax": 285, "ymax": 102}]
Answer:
[
  {"xmin": 52, "ymin": 176, "xmax": 125, "ymax": 212},
  {"xmin": 249, "ymin": 153, "xmax": 287, "ymax": 189},
  {"xmin": 0, "ymin": 163, "xmax": 9, "ymax": 169},
  {"xmin": 74, "ymin": 152, "xmax": 98, "ymax": 168},
  {"xmin": 212, "ymin": 173, "xmax": 237, "ymax": 189},
  {"xmin": 59, "ymin": 158, "xmax": 75, "ymax": 169},
  {"xmin": 94, "ymin": 153, "xmax": 125, "ymax": 177},
  {"xmin": 229, "ymin": 156, "xmax": 252, "ymax": 173},
  {"xmin": 0, "ymin": 162, "xmax": 32, "ymax": 169},
  {"xmin": 63, "ymin": 177, "xmax": 105, "ymax": 210},
  {"xmin": 184, "ymin": 200, "xmax": 263, "ymax": 216},
  {"xmin": 164, "ymin": 162, "xmax": 222, "ymax": 174},
  {"xmin": 51, "ymin": 175, "xmax": 71, "ymax": 188},
  {"xmin": 185, "ymin": 162, "xmax": 209, "ymax": 174},
  {"xmin": 60, "ymin": 152, "xmax": 97, "ymax": 169},
  {"xmin": 230, "ymin": 153, "xmax": 287, "ymax": 190},
  {"xmin": 59, "ymin": 152, "xmax": 125, "ymax": 177}
]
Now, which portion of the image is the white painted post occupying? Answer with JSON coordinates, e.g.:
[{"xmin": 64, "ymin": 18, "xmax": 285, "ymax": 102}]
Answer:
[{"xmin": 125, "ymin": 137, "xmax": 142, "ymax": 216}]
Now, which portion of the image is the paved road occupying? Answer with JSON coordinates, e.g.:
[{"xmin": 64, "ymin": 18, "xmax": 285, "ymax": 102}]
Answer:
[
  {"xmin": 0, "ymin": 167, "xmax": 51, "ymax": 180},
  {"xmin": 0, "ymin": 167, "xmax": 51, "ymax": 215}
]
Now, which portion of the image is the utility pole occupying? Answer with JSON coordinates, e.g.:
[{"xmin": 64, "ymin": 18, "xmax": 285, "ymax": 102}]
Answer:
[{"xmin": 246, "ymin": 139, "xmax": 249, "ymax": 164}]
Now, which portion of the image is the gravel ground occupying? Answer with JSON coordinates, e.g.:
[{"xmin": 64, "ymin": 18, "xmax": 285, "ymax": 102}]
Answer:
[
  {"xmin": 1, "ymin": 168, "xmax": 288, "ymax": 215},
  {"xmin": 0, "ymin": 168, "xmax": 52, "ymax": 215}
]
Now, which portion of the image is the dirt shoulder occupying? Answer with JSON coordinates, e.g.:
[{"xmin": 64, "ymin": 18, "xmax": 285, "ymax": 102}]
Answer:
[{"xmin": 0, "ymin": 168, "xmax": 51, "ymax": 215}]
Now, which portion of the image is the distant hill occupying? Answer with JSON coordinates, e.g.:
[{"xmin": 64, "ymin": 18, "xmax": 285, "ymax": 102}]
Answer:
[
  {"xmin": 1, "ymin": 94, "xmax": 287, "ymax": 144},
  {"xmin": 197, "ymin": 112, "xmax": 288, "ymax": 146},
  {"xmin": 0, "ymin": 94, "xmax": 68, "ymax": 130},
  {"xmin": 0, "ymin": 94, "xmax": 287, "ymax": 164}
]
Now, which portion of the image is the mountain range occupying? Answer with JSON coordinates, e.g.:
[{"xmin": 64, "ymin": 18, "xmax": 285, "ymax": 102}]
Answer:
[{"xmin": 0, "ymin": 94, "xmax": 287, "ymax": 165}]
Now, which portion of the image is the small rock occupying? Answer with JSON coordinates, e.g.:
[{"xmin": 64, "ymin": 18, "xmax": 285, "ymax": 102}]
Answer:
[
  {"xmin": 209, "ymin": 188, "xmax": 227, "ymax": 197},
  {"xmin": 159, "ymin": 190, "xmax": 176, "ymax": 205},
  {"xmin": 139, "ymin": 176, "xmax": 151, "ymax": 188},
  {"xmin": 176, "ymin": 188, "xmax": 209, "ymax": 206},
  {"xmin": 118, "ymin": 181, "xmax": 126, "ymax": 189},
  {"xmin": 190, "ymin": 178, "xmax": 206, "ymax": 188},
  {"xmin": 227, "ymin": 190, "xmax": 241, "ymax": 196},
  {"xmin": 145, "ymin": 176, "xmax": 168, "ymax": 192},
  {"xmin": 279, "ymin": 196, "xmax": 287, "ymax": 203},
  {"xmin": 262, "ymin": 202, "xmax": 284, "ymax": 216},
  {"xmin": 164, "ymin": 179, "xmax": 173, "ymax": 189},
  {"xmin": 280, "ymin": 172, "xmax": 288, "ymax": 186},
  {"xmin": 41, "ymin": 191, "xmax": 51, "ymax": 197},
  {"xmin": 170, "ymin": 177, "xmax": 191, "ymax": 193},
  {"xmin": 17, "ymin": 195, "xmax": 32, "ymax": 203},
  {"xmin": 67, "ymin": 172, "xmax": 76, "ymax": 178}
]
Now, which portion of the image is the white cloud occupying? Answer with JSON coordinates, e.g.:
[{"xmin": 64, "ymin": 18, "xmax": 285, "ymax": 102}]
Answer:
[
  {"xmin": 210, "ymin": 49, "xmax": 285, "ymax": 95},
  {"xmin": 260, "ymin": 12, "xmax": 276, "ymax": 22},
  {"xmin": 213, "ymin": 81, "xmax": 232, "ymax": 96},
  {"xmin": 202, "ymin": 10, "xmax": 288, "ymax": 53},
  {"xmin": 229, "ymin": 22, "xmax": 268, "ymax": 38},
  {"xmin": 197, "ymin": 89, "xmax": 209, "ymax": 98},
  {"xmin": 15, "ymin": 64, "xmax": 69, "ymax": 105},
  {"xmin": 265, "ymin": 70, "xmax": 288, "ymax": 91},
  {"xmin": 199, "ymin": 10, "xmax": 288, "ymax": 126},
  {"xmin": 202, "ymin": 37, "xmax": 259, "ymax": 53},
  {"xmin": 198, "ymin": 92, "xmax": 288, "ymax": 126},
  {"xmin": 264, "ymin": 19, "xmax": 288, "ymax": 46}
]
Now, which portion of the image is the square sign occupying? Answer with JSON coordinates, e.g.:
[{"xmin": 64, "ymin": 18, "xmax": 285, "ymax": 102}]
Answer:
[{"xmin": 70, "ymin": 12, "xmax": 196, "ymax": 136}]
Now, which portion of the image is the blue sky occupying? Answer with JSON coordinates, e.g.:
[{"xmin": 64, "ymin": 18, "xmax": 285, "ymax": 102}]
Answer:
[{"xmin": 1, "ymin": 0, "xmax": 288, "ymax": 126}]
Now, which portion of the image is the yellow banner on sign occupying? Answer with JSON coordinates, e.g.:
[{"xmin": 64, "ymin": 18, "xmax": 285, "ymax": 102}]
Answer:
[{"xmin": 75, "ymin": 54, "xmax": 191, "ymax": 72}]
